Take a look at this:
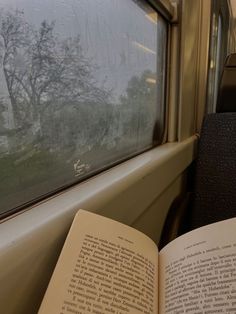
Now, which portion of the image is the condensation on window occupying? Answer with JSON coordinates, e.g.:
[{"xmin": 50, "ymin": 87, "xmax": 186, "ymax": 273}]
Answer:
[
  {"xmin": 0, "ymin": 0, "xmax": 167, "ymax": 215},
  {"xmin": 207, "ymin": 13, "xmax": 223, "ymax": 113}
]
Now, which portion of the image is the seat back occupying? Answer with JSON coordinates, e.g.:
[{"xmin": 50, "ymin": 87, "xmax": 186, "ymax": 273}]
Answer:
[
  {"xmin": 188, "ymin": 52, "xmax": 236, "ymax": 230},
  {"xmin": 186, "ymin": 113, "xmax": 236, "ymax": 231},
  {"xmin": 160, "ymin": 55, "xmax": 236, "ymax": 248}
]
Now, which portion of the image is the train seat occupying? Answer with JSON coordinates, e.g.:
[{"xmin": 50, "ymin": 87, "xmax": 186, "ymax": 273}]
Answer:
[
  {"xmin": 184, "ymin": 112, "xmax": 236, "ymax": 230},
  {"xmin": 159, "ymin": 53, "xmax": 236, "ymax": 249},
  {"xmin": 160, "ymin": 113, "xmax": 236, "ymax": 248}
]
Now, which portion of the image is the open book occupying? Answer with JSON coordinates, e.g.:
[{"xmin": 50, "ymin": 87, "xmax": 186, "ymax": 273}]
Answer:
[{"xmin": 38, "ymin": 210, "xmax": 236, "ymax": 314}]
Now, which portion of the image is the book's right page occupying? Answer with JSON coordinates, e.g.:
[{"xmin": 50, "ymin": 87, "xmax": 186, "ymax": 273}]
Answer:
[{"xmin": 159, "ymin": 218, "xmax": 236, "ymax": 314}]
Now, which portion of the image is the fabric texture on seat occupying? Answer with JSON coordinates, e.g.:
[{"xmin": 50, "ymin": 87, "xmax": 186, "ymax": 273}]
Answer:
[{"xmin": 187, "ymin": 112, "xmax": 236, "ymax": 231}]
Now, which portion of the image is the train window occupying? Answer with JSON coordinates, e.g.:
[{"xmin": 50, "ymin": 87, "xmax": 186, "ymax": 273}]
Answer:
[
  {"xmin": 207, "ymin": 13, "xmax": 223, "ymax": 112},
  {"xmin": 206, "ymin": 1, "xmax": 229, "ymax": 113},
  {"xmin": 0, "ymin": 0, "xmax": 167, "ymax": 216}
]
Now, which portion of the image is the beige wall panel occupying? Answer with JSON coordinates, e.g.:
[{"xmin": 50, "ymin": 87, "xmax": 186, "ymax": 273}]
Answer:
[
  {"xmin": 196, "ymin": 0, "xmax": 211, "ymax": 131},
  {"xmin": 132, "ymin": 174, "xmax": 186, "ymax": 245},
  {"xmin": 178, "ymin": 0, "xmax": 201, "ymax": 140}
]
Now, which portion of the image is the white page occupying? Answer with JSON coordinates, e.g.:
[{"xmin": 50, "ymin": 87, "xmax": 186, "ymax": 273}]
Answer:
[
  {"xmin": 38, "ymin": 210, "xmax": 159, "ymax": 314},
  {"xmin": 159, "ymin": 218, "xmax": 236, "ymax": 314}
]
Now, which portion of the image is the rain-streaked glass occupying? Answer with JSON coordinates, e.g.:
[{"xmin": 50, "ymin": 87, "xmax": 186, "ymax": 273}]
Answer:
[{"xmin": 0, "ymin": 0, "xmax": 167, "ymax": 215}]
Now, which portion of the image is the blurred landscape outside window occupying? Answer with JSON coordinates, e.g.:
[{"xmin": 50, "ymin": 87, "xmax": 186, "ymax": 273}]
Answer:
[{"xmin": 0, "ymin": 0, "xmax": 167, "ymax": 215}]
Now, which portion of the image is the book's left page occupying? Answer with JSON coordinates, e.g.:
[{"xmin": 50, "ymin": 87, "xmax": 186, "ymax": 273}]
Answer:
[{"xmin": 38, "ymin": 209, "xmax": 159, "ymax": 314}]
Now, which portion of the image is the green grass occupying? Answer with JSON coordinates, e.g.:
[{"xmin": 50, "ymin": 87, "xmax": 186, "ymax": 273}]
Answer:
[{"xmin": 0, "ymin": 148, "xmax": 74, "ymax": 213}]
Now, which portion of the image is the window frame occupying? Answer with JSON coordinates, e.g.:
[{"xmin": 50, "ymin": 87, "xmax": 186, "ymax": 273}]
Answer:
[
  {"xmin": 206, "ymin": 0, "xmax": 230, "ymax": 114},
  {"xmin": 0, "ymin": 0, "xmax": 173, "ymax": 220}
]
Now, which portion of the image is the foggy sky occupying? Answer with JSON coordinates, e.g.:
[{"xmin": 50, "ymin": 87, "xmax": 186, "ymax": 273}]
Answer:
[
  {"xmin": 0, "ymin": 0, "xmax": 159, "ymax": 100},
  {"xmin": 0, "ymin": 0, "xmax": 160, "ymax": 100}
]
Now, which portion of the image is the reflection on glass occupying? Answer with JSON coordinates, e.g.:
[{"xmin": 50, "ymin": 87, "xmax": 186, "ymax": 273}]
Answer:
[
  {"xmin": 207, "ymin": 13, "xmax": 223, "ymax": 112},
  {"xmin": 0, "ymin": 0, "xmax": 167, "ymax": 215},
  {"xmin": 213, "ymin": 15, "xmax": 222, "ymax": 110}
]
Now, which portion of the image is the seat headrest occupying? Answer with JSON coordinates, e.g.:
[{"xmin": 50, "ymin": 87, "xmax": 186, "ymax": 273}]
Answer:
[{"xmin": 216, "ymin": 53, "xmax": 236, "ymax": 113}]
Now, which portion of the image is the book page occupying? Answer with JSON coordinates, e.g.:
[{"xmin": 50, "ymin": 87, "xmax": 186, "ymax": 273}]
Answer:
[
  {"xmin": 38, "ymin": 210, "xmax": 158, "ymax": 314},
  {"xmin": 159, "ymin": 218, "xmax": 236, "ymax": 314}
]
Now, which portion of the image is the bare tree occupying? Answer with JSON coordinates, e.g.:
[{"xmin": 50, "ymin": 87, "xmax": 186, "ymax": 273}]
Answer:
[
  {"xmin": 0, "ymin": 98, "xmax": 7, "ymax": 133},
  {"xmin": 0, "ymin": 9, "xmax": 31, "ymax": 128},
  {"xmin": 0, "ymin": 9, "xmax": 110, "ymax": 138}
]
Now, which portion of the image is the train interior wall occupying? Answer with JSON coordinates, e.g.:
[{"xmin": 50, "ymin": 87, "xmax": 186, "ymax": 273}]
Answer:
[{"xmin": 0, "ymin": 0, "xmax": 235, "ymax": 313}]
